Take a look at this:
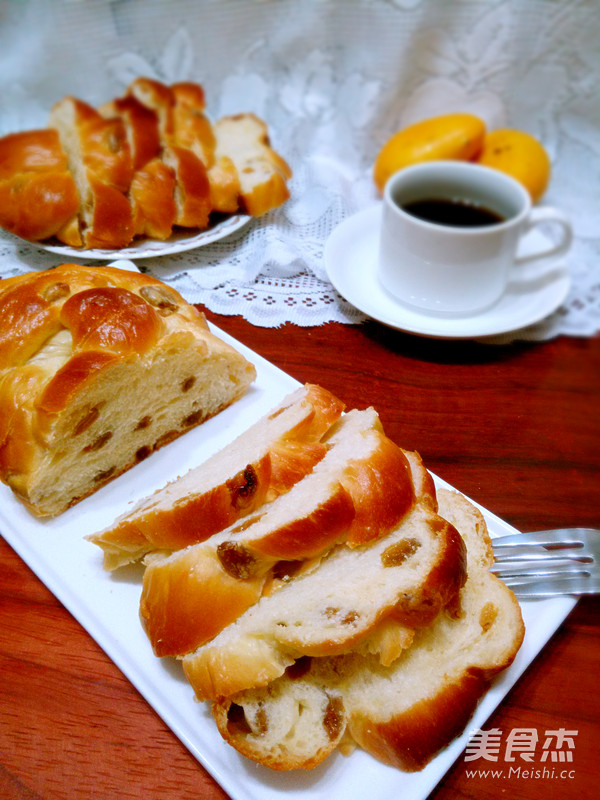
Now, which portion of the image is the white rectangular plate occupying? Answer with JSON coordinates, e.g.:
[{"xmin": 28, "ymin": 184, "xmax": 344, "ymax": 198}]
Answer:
[{"xmin": 0, "ymin": 325, "xmax": 576, "ymax": 800}]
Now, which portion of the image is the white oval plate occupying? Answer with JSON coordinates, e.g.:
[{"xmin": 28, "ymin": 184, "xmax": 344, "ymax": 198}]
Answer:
[
  {"xmin": 36, "ymin": 214, "xmax": 251, "ymax": 260},
  {"xmin": 325, "ymin": 205, "xmax": 571, "ymax": 339}
]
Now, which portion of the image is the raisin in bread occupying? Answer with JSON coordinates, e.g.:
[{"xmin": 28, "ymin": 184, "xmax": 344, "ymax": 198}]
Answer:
[
  {"xmin": 0, "ymin": 264, "xmax": 255, "ymax": 517},
  {"xmin": 213, "ymin": 490, "xmax": 525, "ymax": 772},
  {"xmin": 139, "ymin": 408, "xmax": 417, "ymax": 657},
  {"xmin": 182, "ymin": 472, "xmax": 467, "ymax": 701},
  {"xmin": 88, "ymin": 384, "xmax": 344, "ymax": 570}
]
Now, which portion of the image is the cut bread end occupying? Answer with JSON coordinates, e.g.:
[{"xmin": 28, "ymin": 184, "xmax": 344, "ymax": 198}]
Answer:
[{"xmin": 87, "ymin": 384, "xmax": 345, "ymax": 569}]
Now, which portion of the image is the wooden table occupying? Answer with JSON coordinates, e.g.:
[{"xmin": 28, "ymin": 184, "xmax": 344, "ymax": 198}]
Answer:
[{"xmin": 1, "ymin": 311, "xmax": 598, "ymax": 799}]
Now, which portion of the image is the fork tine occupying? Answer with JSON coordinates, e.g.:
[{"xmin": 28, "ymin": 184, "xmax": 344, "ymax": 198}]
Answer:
[
  {"xmin": 490, "ymin": 528, "xmax": 599, "ymax": 598},
  {"xmin": 491, "ymin": 560, "xmax": 590, "ymax": 576},
  {"xmin": 491, "ymin": 545, "xmax": 590, "ymax": 563},
  {"xmin": 492, "ymin": 528, "xmax": 592, "ymax": 548},
  {"xmin": 501, "ymin": 574, "xmax": 600, "ymax": 599}
]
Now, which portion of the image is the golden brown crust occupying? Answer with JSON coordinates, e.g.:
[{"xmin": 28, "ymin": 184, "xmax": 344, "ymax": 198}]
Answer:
[
  {"xmin": 343, "ymin": 434, "xmax": 415, "ymax": 546},
  {"xmin": 100, "ymin": 455, "xmax": 273, "ymax": 556},
  {"xmin": 349, "ymin": 672, "xmax": 488, "ymax": 772},
  {"xmin": 127, "ymin": 77, "xmax": 175, "ymax": 140},
  {"xmin": 82, "ymin": 176, "xmax": 136, "ymax": 249},
  {"xmin": 129, "ymin": 157, "xmax": 177, "ymax": 239},
  {"xmin": 141, "ymin": 549, "xmax": 267, "ymax": 657},
  {"xmin": 0, "ymin": 129, "xmax": 69, "ymax": 177},
  {"xmin": 246, "ymin": 483, "xmax": 355, "ymax": 560},
  {"xmin": 162, "ymin": 145, "xmax": 211, "ymax": 229},
  {"xmin": 75, "ymin": 103, "xmax": 134, "ymax": 192},
  {"xmin": 100, "ymin": 95, "xmax": 161, "ymax": 171},
  {"xmin": 171, "ymin": 82, "xmax": 216, "ymax": 168},
  {"xmin": 0, "ymin": 366, "xmax": 43, "ymax": 482},
  {"xmin": 0, "ymin": 129, "xmax": 80, "ymax": 241}
]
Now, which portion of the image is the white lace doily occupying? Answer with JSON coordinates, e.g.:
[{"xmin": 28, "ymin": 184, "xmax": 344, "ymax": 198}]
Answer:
[{"xmin": 1, "ymin": 0, "xmax": 599, "ymax": 342}]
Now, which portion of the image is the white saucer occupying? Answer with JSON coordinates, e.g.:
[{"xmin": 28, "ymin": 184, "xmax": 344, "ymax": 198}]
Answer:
[
  {"xmin": 324, "ymin": 205, "xmax": 571, "ymax": 339},
  {"xmin": 33, "ymin": 214, "xmax": 251, "ymax": 260}
]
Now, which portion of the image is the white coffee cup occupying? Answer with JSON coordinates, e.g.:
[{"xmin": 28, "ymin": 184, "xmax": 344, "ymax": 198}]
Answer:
[{"xmin": 378, "ymin": 161, "xmax": 573, "ymax": 316}]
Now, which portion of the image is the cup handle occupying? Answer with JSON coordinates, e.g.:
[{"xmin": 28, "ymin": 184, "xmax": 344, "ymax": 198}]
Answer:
[{"xmin": 515, "ymin": 207, "xmax": 573, "ymax": 264}]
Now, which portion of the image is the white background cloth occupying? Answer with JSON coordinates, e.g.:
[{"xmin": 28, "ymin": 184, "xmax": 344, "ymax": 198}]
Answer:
[{"xmin": 1, "ymin": 0, "xmax": 599, "ymax": 341}]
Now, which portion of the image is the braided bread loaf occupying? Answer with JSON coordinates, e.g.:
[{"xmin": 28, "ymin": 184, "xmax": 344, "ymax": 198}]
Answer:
[
  {"xmin": 0, "ymin": 78, "xmax": 291, "ymax": 248},
  {"xmin": 0, "ymin": 264, "xmax": 256, "ymax": 516}
]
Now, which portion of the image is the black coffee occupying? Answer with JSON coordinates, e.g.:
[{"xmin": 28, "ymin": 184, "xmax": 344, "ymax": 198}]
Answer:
[{"xmin": 402, "ymin": 198, "xmax": 505, "ymax": 227}]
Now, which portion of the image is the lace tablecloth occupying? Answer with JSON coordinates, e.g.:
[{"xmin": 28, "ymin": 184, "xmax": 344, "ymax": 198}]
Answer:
[{"xmin": 1, "ymin": 0, "xmax": 599, "ymax": 342}]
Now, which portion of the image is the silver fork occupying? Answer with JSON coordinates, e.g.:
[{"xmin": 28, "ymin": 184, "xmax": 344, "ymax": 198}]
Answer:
[{"xmin": 491, "ymin": 528, "xmax": 600, "ymax": 599}]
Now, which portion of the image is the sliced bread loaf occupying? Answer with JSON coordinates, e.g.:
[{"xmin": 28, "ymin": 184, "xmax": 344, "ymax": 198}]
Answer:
[
  {"xmin": 182, "ymin": 488, "xmax": 467, "ymax": 701},
  {"xmin": 139, "ymin": 408, "xmax": 417, "ymax": 657},
  {"xmin": 125, "ymin": 78, "xmax": 213, "ymax": 230},
  {"xmin": 212, "ymin": 490, "xmax": 525, "ymax": 772},
  {"xmin": 87, "ymin": 384, "xmax": 344, "ymax": 569}
]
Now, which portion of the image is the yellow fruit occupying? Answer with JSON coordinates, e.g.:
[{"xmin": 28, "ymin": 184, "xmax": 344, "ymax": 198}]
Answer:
[
  {"xmin": 476, "ymin": 129, "xmax": 551, "ymax": 202},
  {"xmin": 373, "ymin": 113, "xmax": 486, "ymax": 193}
]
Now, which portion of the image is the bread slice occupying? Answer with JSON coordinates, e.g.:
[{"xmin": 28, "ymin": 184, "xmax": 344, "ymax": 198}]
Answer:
[
  {"xmin": 162, "ymin": 144, "xmax": 212, "ymax": 229},
  {"xmin": 0, "ymin": 264, "xmax": 256, "ymax": 517},
  {"xmin": 139, "ymin": 409, "xmax": 418, "ymax": 657},
  {"xmin": 99, "ymin": 95, "xmax": 161, "ymax": 172},
  {"xmin": 128, "ymin": 157, "xmax": 177, "ymax": 240},
  {"xmin": 87, "ymin": 384, "xmax": 345, "ymax": 570},
  {"xmin": 126, "ymin": 77, "xmax": 176, "ymax": 141},
  {"xmin": 212, "ymin": 656, "xmax": 349, "ymax": 770},
  {"xmin": 171, "ymin": 82, "xmax": 216, "ymax": 169},
  {"xmin": 182, "ymin": 485, "xmax": 467, "ymax": 701},
  {"xmin": 126, "ymin": 78, "xmax": 212, "ymax": 230},
  {"xmin": 212, "ymin": 490, "xmax": 525, "ymax": 772},
  {"xmin": 99, "ymin": 95, "xmax": 176, "ymax": 241},
  {"xmin": 49, "ymin": 97, "xmax": 135, "ymax": 249},
  {"xmin": 212, "ymin": 113, "xmax": 292, "ymax": 216}
]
